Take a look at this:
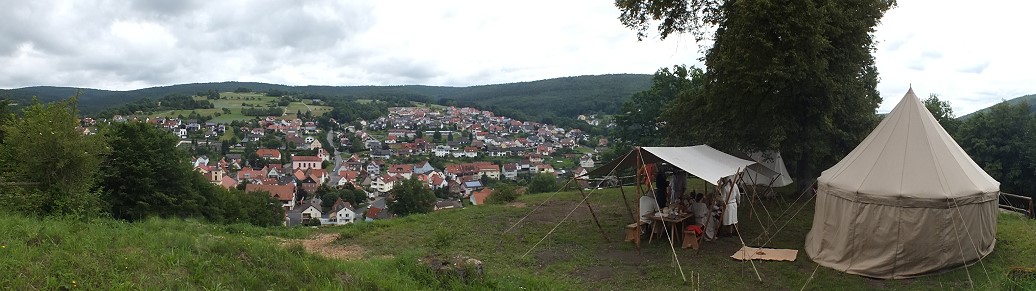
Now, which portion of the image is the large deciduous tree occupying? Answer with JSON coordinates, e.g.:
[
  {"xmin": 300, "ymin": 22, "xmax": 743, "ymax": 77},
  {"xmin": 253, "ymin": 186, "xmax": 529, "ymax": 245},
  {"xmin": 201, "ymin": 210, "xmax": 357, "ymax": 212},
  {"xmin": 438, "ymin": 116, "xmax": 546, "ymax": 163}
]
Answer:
[
  {"xmin": 0, "ymin": 96, "xmax": 109, "ymax": 217},
  {"xmin": 923, "ymin": 93, "xmax": 960, "ymax": 135},
  {"xmin": 99, "ymin": 122, "xmax": 208, "ymax": 220},
  {"xmin": 613, "ymin": 65, "xmax": 703, "ymax": 148},
  {"xmin": 387, "ymin": 177, "xmax": 436, "ymax": 216},
  {"xmin": 617, "ymin": 0, "xmax": 895, "ymax": 185}
]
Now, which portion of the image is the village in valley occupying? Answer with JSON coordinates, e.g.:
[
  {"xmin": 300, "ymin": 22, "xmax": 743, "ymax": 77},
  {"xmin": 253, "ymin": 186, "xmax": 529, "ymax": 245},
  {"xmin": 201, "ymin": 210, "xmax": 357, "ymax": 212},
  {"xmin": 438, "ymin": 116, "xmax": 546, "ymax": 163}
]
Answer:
[{"xmin": 85, "ymin": 92, "xmax": 604, "ymax": 227}]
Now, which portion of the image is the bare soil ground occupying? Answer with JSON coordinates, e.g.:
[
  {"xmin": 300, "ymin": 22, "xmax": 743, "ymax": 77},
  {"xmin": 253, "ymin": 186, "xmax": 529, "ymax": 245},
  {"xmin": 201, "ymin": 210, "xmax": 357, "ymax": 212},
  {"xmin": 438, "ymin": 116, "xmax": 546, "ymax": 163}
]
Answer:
[{"xmin": 283, "ymin": 233, "xmax": 366, "ymax": 260}]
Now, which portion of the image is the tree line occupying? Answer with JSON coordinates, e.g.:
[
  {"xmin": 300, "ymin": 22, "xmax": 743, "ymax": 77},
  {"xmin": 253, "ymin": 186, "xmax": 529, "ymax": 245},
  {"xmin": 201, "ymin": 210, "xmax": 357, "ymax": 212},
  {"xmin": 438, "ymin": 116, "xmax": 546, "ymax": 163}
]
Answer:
[
  {"xmin": 97, "ymin": 93, "xmax": 215, "ymax": 117},
  {"xmin": 928, "ymin": 96, "xmax": 1036, "ymax": 198},
  {"xmin": 0, "ymin": 96, "xmax": 283, "ymax": 226}
]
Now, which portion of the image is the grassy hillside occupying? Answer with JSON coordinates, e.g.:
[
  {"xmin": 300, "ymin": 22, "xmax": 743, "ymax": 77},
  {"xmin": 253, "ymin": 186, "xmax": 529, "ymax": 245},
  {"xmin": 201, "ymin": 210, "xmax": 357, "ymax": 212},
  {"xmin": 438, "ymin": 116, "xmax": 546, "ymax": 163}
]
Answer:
[
  {"xmin": 143, "ymin": 92, "xmax": 333, "ymax": 123},
  {"xmin": 0, "ymin": 74, "xmax": 652, "ymax": 121},
  {"xmin": 3, "ymin": 187, "xmax": 1034, "ymax": 289}
]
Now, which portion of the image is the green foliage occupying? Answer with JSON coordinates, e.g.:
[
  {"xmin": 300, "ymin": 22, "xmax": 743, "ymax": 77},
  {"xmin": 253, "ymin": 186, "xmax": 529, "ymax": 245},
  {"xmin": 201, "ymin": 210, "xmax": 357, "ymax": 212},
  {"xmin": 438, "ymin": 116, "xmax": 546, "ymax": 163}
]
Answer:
[
  {"xmin": 315, "ymin": 184, "xmax": 366, "ymax": 210},
  {"xmin": 616, "ymin": 0, "xmax": 724, "ymax": 41},
  {"xmin": 0, "ymin": 96, "xmax": 109, "ymax": 217},
  {"xmin": 923, "ymin": 93, "xmax": 961, "ymax": 135},
  {"xmin": 97, "ymin": 94, "xmax": 213, "ymax": 117},
  {"xmin": 98, "ymin": 122, "xmax": 283, "ymax": 225},
  {"xmin": 623, "ymin": 0, "xmax": 895, "ymax": 185},
  {"xmin": 241, "ymin": 107, "xmax": 284, "ymax": 116},
  {"xmin": 486, "ymin": 184, "xmax": 519, "ymax": 204},
  {"xmin": 956, "ymin": 101, "xmax": 1036, "ymax": 197},
  {"xmin": 99, "ymin": 122, "xmax": 204, "ymax": 220},
  {"xmin": 526, "ymin": 173, "xmax": 558, "ymax": 194},
  {"xmin": 387, "ymin": 177, "xmax": 436, "ymax": 216},
  {"xmin": 612, "ymin": 65, "xmax": 703, "ymax": 147}
]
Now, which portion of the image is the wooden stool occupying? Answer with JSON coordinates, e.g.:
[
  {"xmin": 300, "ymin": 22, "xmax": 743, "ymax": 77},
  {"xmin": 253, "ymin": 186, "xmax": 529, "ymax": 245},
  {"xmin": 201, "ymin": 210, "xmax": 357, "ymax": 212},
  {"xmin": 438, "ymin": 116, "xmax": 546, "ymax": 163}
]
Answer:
[
  {"xmin": 625, "ymin": 222, "xmax": 644, "ymax": 242},
  {"xmin": 682, "ymin": 232, "xmax": 700, "ymax": 249}
]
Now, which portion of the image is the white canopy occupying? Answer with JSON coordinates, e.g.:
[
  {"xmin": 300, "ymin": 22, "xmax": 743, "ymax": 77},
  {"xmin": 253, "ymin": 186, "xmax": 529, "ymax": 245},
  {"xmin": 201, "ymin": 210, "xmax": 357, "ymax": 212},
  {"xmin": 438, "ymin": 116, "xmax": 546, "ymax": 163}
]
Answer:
[{"xmin": 587, "ymin": 145, "xmax": 756, "ymax": 185}]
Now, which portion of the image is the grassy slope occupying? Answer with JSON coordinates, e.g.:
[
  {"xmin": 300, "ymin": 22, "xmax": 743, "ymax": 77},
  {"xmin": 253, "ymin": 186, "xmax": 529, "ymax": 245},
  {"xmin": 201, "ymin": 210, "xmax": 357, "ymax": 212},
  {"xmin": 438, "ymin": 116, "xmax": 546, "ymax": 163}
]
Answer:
[
  {"xmin": 1, "ymin": 188, "xmax": 1033, "ymax": 290},
  {"xmin": 145, "ymin": 92, "xmax": 331, "ymax": 123}
]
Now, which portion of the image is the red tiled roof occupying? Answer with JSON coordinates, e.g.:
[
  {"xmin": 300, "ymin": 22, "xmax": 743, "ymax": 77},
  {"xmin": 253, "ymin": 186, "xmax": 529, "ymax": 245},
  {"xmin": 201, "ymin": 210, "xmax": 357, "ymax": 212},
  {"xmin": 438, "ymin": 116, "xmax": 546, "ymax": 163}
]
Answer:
[
  {"xmin": 472, "ymin": 188, "xmax": 492, "ymax": 205},
  {"xmin": 245, "ymin": 184, "xmax": 295, "ymax": 202},
  {"xmin": 261, "ymin": 148, "xmax": 285, "ymax": 157},
  {"xmin": 292, "ymin": 155, "xmax": 322, "ymax": 162}
]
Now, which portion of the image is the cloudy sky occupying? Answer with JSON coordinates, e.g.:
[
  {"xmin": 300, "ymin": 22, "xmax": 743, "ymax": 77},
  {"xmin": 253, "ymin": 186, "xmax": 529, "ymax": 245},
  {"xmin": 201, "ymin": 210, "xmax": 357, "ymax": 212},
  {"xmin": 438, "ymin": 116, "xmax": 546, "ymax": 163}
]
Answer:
[{"xmin": 0, "ymin": 0, "xmax": 1032, "ymax": 115}]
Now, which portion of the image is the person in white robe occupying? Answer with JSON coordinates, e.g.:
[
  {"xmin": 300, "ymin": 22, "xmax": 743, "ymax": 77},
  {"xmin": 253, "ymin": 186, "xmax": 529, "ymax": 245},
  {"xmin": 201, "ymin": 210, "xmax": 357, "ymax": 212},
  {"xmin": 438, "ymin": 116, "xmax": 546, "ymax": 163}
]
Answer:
[{"xmin": 720, "ymin": 177, "xmax": 740, "ymax": 236}]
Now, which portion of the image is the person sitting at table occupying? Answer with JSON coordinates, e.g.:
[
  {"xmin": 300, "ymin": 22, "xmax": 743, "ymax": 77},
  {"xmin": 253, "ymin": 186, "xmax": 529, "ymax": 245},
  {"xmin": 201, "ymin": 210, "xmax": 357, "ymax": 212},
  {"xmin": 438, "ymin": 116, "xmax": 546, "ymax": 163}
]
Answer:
[
  {"xmin": 691, "ymin": 192, "xmax": 708, "ymax": 226},
  {"xmin": 639, "ymin": 194, "xmax": 659, "ymax": 238}
]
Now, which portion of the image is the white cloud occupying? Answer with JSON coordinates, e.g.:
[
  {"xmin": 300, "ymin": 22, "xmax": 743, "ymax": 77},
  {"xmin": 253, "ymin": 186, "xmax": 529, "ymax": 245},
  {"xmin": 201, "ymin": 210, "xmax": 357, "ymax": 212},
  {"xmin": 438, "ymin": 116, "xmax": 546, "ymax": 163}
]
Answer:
[
  {"xmin": 874, "ymin": 0, "xmax": 1036, "ymax": 115},
  {"xmin": 0, "ymin": 0, "xmax": 1031, "ymax": 115}
]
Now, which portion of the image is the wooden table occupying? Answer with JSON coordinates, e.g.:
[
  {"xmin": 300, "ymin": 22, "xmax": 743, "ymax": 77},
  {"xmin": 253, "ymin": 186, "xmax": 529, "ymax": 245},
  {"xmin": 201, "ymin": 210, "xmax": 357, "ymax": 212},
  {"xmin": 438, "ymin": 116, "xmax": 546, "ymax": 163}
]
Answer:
[{"xmin": 644, "ymin": 212, "xmax": 693, "ymax": 244}]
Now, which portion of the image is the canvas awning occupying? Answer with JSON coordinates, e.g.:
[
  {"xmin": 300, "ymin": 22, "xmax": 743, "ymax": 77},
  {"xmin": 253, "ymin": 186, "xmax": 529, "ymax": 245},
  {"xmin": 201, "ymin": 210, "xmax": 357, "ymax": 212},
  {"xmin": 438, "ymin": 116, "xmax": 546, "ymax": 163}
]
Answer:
[{"xmin": 587, "ymin": 145, "xmax": 756, "ymax": 185}]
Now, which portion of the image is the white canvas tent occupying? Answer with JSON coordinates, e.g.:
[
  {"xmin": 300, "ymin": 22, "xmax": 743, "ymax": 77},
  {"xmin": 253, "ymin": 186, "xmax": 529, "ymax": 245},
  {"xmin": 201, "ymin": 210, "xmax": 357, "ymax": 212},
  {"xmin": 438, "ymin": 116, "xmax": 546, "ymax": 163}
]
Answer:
[
  {"xmin": 804, "ymin": 88, "xmax": 999, "ymax": 279},
  {"xmin": 587, "ymin": 145, "xmax": 756, "ymax": 185},
  {"xmin": 742, "ymin": 151, "xmax": 793, "ymax": 187}
]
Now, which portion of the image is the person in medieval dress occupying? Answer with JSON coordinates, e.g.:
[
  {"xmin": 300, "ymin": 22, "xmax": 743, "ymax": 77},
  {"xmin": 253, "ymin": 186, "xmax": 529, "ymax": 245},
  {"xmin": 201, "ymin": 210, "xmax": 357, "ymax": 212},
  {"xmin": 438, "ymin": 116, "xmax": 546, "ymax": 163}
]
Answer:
[{"xmin": 720, "ymin": 176, "xmax": 740, "ymax": 236}]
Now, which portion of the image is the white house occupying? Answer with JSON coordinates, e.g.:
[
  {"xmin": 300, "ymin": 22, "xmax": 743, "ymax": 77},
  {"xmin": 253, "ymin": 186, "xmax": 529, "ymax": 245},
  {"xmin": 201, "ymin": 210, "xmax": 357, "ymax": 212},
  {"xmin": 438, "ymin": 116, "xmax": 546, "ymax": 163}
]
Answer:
[
  {"xmin": 579, "ymin": 154, "xmax": 595, "ymax": 168},
  {"xmin": 372, "ymin": 175, "xmax": 398, "ymax": 193},
  {"xmin": 434, "ymin": 145, "xmax": 451, "ymax": 157},
  {"xmin": 300, "ymin": 204, "xmax": 321, "ymax": 221},
  {"xmin": 503, "ymin": 163, "xmax": 518, "ymax": 180},
  {"xmin": 324, "ymin": 199, "xmax": 357, "ymax": 225}
]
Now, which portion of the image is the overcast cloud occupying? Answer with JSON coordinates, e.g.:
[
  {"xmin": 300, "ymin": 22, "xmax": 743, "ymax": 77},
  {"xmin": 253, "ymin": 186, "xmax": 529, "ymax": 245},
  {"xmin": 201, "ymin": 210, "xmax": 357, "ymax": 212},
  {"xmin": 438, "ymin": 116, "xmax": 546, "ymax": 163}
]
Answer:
[{"xmin": 0, "ymin": 0, "xmax": 1032, "ymax": 115}]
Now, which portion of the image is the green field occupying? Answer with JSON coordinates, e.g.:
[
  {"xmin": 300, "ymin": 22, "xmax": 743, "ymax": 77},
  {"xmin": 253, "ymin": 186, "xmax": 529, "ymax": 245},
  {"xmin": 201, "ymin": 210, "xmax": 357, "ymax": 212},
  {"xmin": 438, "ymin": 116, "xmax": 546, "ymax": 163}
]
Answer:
[
  {"xmin": 2, "ymin": 188, "xmax": 1033, "ymax": 289},
  {"xmin": 147, "ymin": 92, "xmax": 332, "ymax": 123}
]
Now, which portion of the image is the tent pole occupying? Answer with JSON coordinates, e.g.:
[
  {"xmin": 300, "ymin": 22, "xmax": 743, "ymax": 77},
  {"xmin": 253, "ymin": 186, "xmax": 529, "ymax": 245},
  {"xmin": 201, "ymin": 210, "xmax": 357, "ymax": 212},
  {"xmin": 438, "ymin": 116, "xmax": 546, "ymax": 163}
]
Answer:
[
  {"xmin": 618, "ymin": 183, "xmax": 636, "ymax": 224},
  {"xmin": 577, "ymin": 187, "xmax": 610, "ymax": 243},
  {"xmin": 634, "ymin": 148, "xmax": 643, "ymax": 253}
]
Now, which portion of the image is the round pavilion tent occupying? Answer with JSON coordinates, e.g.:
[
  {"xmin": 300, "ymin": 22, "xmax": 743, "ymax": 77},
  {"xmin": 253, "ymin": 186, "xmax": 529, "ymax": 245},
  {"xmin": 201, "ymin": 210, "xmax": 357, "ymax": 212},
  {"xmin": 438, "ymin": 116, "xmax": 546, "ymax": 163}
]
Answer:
[{"xmin": 804, "ymin": 88, "xmax": 999, "ymax": 279}]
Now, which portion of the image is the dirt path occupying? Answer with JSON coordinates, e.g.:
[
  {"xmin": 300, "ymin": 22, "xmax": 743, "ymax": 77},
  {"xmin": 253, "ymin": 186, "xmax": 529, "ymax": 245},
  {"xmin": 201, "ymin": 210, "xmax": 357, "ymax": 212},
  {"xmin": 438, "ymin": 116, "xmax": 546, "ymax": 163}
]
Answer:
[{"xmin": 285, "ymin": 233, "xmax": 366, "ymax": 260}]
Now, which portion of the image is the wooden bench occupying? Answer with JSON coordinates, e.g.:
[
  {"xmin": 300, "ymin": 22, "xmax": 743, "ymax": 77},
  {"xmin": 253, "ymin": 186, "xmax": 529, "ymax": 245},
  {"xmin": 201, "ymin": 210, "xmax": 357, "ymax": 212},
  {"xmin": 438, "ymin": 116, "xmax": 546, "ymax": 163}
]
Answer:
[{"xmin": 625, "ymin": 221, "xmax": 646, "ymax": 242}]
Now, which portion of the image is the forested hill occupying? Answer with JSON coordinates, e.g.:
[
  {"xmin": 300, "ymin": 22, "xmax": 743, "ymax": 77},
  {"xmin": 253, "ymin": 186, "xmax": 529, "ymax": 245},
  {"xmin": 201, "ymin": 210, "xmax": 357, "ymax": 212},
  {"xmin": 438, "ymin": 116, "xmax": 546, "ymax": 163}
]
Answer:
[
  {"xmin": 0, "ymin": 74, "xmax": 652, "ymax": 120},
  {"xmin": 960, "ymin": 93, "xmax": 1036, "ymax": 119}
]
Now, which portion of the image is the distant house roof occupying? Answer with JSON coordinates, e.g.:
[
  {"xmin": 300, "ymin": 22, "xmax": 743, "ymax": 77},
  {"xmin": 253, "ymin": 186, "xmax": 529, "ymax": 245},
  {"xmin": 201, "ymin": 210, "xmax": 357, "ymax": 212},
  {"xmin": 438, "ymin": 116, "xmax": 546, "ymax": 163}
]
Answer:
[
  {"xmin": 245, "ymin": 184, "xmax": 295, "ymax": 202},
  {"xmin": 463, "ymin": 180, "xmax": 484, "ymax": 189},
  {"xmin": 292, "ymin": 155, "xmax": 322, "ymax": 162},
  {"xmin": 257, "ymin": 148, "xmax": 281, "ymax": 158},
  {"xmin": 471, "ymin": 188, "xmax": 492, "ymax": 205}
]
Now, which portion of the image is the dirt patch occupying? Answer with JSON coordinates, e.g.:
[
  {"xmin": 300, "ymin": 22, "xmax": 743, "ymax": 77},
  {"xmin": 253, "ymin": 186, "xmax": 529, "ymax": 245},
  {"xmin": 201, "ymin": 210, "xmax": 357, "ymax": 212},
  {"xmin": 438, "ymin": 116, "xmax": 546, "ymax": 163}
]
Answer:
[
  {"xmin": 572, "ymin": 265, "xmax": 617, "ymax": 282},
  {"xmin": 534, "ymin": 249, "xmax": 572, "ymax": 266},
  {"xmin": 282, "ymin": 233, "xmax": 366, "ymax": 260}
]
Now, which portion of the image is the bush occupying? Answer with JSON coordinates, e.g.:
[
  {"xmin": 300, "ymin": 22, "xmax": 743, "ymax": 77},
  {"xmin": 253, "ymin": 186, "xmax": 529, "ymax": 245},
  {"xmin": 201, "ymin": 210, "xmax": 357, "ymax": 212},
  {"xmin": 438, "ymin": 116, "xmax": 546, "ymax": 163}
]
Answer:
[
  {"xmin": 487, "ymin": 184, "xmax": 518, "ymax": 204},
  {"xmin": 527, "ymin": 173, "xmax": 558, "ymax": 194}
]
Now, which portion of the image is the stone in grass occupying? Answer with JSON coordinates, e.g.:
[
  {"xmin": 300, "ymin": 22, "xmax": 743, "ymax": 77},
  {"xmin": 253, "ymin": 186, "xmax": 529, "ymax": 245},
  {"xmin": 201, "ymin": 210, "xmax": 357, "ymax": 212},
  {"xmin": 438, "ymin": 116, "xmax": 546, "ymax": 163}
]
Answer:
[{"xmin": 422, "ymin": 255, "xmax": 485, "ymax": 284}]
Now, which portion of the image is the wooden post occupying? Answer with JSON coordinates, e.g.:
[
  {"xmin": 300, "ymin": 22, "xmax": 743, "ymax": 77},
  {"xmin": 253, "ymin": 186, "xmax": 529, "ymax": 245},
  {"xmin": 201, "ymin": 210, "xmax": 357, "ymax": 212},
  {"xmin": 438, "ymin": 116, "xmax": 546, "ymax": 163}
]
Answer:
[
  {"xmin": 618, "ymin": 183, "xmax": 636, "ymax": 224},
  {"xmin": 634, "ymin": 148, "xmax": 643, "ymax": 252}
]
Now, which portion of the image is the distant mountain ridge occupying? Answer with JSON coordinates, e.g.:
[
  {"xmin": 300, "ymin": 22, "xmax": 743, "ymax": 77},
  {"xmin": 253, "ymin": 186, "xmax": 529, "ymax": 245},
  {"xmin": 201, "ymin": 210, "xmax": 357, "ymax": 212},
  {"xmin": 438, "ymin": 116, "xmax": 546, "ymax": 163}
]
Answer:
[
  {"xmin": 960, "ymin": 93, "xmax": 1036, "ymax": 119},
  {"xmin": 0, "ymin": 74, "xmax": 653, "ymax": 120}
]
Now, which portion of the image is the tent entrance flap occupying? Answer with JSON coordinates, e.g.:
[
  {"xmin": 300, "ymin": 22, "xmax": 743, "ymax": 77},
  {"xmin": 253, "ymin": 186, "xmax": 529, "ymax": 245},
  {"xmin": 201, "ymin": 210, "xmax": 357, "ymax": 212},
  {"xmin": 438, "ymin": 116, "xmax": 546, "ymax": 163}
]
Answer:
[{"xmin": 587, "ymin": 145, "xmax": 756, "ymax": 185}]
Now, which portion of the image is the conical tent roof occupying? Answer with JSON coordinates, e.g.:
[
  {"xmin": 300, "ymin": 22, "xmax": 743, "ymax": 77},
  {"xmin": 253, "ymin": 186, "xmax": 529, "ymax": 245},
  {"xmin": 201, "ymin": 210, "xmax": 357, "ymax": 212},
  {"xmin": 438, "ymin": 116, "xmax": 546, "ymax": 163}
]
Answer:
[{"xmin": 818, "ymin": 88, "xmax": 998, "ymax": 198}]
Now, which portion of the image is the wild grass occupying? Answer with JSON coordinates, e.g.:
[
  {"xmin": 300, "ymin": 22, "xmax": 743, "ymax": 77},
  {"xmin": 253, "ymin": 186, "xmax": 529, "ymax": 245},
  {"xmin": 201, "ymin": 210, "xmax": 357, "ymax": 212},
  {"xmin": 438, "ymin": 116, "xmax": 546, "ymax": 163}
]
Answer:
[{"xmin": 1, "ymin": 186, "xmax": 1032, "ymax": 290}]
